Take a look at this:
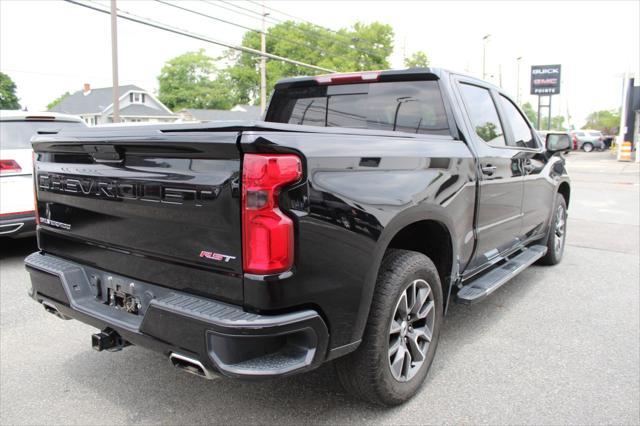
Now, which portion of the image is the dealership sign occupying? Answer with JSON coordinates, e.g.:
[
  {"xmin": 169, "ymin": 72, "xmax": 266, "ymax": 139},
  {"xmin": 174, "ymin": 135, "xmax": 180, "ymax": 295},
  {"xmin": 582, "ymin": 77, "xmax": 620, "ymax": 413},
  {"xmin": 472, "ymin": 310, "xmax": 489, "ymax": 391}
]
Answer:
[{"xmin": 530, "ymin": 65, "xmax": 561, "ymax": 95}]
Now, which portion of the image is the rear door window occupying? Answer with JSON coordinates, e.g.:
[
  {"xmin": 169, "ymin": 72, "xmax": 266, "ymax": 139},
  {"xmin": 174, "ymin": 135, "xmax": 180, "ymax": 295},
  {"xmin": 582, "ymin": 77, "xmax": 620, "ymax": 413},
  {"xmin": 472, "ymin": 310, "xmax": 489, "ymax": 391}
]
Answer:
[
  {"xmin": 268, "ymin": 80, "xmax": 450, "ymax": 135},
  {"xmin": 459, "ymin": 83, "xmax": 506, "ymax": 147}
]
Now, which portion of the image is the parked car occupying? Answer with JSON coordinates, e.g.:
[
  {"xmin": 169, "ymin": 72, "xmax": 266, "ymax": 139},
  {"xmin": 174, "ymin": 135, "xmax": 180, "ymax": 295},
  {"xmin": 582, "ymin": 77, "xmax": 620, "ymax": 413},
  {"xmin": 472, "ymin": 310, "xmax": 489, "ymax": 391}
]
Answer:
[
  {"xmin": 0, "ymin": 111, "xmax": 85, "ymax": 239},
  {"xmin": 25, "ymin": 68, "xmax": 571, "ymax": 406},
  {"xmin": 571, "ymin": 129, "xmax": 605, "ymax": 152}
]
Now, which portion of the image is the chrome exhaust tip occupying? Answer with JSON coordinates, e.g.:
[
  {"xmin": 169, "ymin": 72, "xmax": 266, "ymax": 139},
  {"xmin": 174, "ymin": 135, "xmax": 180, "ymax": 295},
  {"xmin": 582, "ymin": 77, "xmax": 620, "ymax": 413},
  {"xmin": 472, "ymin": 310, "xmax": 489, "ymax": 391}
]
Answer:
[{"xmin": 169, "ymin": 352, "xmax": 219, "ymax": 380}]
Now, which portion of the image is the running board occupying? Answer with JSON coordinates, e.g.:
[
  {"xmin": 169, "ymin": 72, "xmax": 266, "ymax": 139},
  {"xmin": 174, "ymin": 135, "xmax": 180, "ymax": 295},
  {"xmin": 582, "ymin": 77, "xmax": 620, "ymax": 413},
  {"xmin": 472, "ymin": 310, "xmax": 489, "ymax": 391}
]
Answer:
[{"xmin": 456, "ymin": 245, "xmax": 547, "ymax": 304}]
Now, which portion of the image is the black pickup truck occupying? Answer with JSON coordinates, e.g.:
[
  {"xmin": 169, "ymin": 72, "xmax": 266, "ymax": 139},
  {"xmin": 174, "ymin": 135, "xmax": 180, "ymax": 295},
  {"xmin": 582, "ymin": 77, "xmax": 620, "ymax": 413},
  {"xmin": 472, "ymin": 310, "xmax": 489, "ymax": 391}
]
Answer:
[{"xmin": 26, "ymin": 68, "xmax": 571, "ymax": 405}]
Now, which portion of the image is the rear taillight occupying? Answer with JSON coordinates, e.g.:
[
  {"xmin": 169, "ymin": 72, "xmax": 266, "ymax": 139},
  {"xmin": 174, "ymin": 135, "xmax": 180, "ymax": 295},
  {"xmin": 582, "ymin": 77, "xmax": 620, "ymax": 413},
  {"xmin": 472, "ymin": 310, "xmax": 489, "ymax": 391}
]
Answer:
[
  {"xmin": 242, "ymin": 154, "xmax": 302, "ymax": 275},
  {"xmin": 0, "ymin": 159, "xmax": 21, "ymax": 174}
]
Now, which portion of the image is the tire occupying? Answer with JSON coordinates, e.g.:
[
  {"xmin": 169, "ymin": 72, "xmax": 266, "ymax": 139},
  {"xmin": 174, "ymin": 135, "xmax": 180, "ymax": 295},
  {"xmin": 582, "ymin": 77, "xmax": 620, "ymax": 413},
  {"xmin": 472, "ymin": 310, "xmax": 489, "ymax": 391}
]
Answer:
[
  {"xmin": 335, "ymin": 249, "xmax": 443, "ymax": 406},
  {"xmin": 582, "ymin": 142, "xmax": 593, "ymax": 152},
  {"xmin": 538, "ymin": 195, "xmax": 567, "ymax": 265}
]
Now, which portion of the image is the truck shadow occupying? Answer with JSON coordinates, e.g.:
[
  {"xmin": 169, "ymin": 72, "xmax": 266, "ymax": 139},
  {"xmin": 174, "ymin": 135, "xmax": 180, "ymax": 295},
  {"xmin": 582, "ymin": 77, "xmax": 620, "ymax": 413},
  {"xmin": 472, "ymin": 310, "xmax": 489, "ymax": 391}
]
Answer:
[
  {"xmin": 0, "ymin": 237, "xmax": 37, "ymax": 259},
  {"xmin": 59, "ymin": 268, "xmax": 540, "ymax": 423}
]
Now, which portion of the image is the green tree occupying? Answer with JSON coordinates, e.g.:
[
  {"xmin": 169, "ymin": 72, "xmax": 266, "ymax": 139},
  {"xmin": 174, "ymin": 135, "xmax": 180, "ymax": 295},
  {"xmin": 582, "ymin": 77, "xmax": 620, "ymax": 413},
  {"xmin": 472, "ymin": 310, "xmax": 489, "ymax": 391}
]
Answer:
[
  {"xmin": 550, "ymin": 115, "xmax": 565, "ymax": 130},
  {"xmin": 583, "ymin": 109, "xmax": 620, "ymax": 134},
  {"xmin": 521, "ymin": 102, "xmax": 538, "ymax": 128},
  {"xmin": 404, "ymin": 51, "xmax": 429, "ymax": 68},
  {"xmin": 157, "ymin": 49, "xmax": 235, "ymax": 111},
  {"xmin": 47, "ymin": 91, "xmax": 71, "ymax": 110},
  {"xmin": 225, "ymin": 21, "xmax": 394, "ymax": 105},
  {"xmin": 0, "ymin": 72, "xmax": 20, "ymax": 109}
]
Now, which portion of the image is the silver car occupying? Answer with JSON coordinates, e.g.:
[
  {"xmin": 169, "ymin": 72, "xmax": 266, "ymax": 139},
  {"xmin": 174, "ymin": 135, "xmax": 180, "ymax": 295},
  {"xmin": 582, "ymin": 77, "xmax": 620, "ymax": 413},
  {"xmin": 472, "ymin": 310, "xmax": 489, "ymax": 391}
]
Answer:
[{"xmin": 571, "ymin": 130, "xmax": 605, "ymax": 152}]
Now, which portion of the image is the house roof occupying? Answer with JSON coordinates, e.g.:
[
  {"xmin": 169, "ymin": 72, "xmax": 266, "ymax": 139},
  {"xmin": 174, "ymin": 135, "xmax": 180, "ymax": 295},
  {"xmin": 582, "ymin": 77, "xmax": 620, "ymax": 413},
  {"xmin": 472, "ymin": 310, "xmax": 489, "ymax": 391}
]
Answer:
[
  {"xmin": 118, "ymin": 104, "xmax": 175, "ymax": 117},
  {"xmin": 181, "ymin": 108, "xmax": 261, "ymax": 121},
  {"xmin": 231, "ymin": 104, "xmax": 261, "ymax": 116},
  {"xmin": 49, "ymin": 85, "xmax": 145, "ymax": 115}
]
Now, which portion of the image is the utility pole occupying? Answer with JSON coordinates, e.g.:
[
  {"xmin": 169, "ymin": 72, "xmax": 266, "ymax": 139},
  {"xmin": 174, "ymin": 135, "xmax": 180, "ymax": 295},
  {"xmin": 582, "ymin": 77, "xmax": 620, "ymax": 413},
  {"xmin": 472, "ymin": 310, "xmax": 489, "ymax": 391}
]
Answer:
[
  {"xmin": 482, "ymin": 34, "xmax": 490, "ymax": 80},
  {"xmin": 516, "ymin": 56, "xmax": 522, "ymax": 104},
  {"xmin": 260, "ymin": 5, "xmax": 268, "ymax": 115},
  {"xmin": 110, "ymin": 0, "xmax": 120, "ymax": 123}
]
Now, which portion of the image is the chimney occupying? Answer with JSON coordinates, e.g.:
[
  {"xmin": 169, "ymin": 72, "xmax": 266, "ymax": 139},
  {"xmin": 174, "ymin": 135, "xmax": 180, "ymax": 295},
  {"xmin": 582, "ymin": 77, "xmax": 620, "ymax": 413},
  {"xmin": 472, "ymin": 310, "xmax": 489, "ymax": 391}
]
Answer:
[{"xmin": 83, "ymin": 83, "xmax": 91, "ymax": 95}]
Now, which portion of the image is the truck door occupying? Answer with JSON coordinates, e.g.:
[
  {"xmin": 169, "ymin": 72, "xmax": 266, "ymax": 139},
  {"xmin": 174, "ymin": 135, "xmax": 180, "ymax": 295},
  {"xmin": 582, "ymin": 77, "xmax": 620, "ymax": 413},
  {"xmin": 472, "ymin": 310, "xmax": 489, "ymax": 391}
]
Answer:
[
  {"xmin": 496, "ymin": 93, "xmax": 555, "ymax": 239},
  {"xmin": 455, "ymin": 81, "xmax": 526, "ymax": 272}
]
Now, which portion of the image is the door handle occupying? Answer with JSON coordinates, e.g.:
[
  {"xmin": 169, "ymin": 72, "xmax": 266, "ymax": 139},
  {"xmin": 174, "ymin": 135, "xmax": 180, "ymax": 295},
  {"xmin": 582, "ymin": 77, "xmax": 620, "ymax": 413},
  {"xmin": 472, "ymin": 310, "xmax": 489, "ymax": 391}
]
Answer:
[{"xmin": 481, "ymin": 165, "xmax": 497, "ymax": 175}]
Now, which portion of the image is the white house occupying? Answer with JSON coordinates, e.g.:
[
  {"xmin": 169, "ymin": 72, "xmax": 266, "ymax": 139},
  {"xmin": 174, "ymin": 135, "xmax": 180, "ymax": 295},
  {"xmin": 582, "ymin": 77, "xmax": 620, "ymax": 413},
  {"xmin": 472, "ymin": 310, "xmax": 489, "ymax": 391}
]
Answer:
[
  {"xmin": 49, "ymin": 84, "xmax": 177, "ymax": 125},
  {"xmin": 177, "ymin": 105, "xmax": 262, "ymax": 122}
]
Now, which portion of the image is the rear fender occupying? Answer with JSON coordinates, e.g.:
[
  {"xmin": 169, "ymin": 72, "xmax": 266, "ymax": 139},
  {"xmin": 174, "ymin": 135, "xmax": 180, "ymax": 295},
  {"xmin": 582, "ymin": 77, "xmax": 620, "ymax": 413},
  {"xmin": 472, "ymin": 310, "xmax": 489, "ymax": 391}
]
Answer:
[{"xmin": 351, "ymin": 206, "xmax": 460, "ymax": 345}]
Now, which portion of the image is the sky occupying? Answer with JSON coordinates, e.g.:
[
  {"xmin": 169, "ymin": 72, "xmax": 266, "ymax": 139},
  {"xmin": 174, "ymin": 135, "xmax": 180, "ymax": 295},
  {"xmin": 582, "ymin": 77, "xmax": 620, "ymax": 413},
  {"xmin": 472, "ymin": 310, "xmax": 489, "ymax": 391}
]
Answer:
[{"xmin": 1, "ymin": 0, "xmax": 638, "ymax": 127}]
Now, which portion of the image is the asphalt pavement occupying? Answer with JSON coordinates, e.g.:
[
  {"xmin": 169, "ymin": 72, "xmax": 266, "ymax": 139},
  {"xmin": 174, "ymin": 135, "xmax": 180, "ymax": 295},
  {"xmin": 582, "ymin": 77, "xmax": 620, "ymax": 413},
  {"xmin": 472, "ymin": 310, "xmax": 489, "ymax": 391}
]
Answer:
[{"xmin": 1, "ymin": 151, "xmax": 638, "ymax": 425}]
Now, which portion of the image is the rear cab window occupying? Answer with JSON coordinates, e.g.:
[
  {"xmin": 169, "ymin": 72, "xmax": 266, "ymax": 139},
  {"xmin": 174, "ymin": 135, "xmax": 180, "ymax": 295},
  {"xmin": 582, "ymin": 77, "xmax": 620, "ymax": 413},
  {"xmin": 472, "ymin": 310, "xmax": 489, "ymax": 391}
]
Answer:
[{"xmin": 267, "ymin": 81, "xmax": 451, "ymax": 136}]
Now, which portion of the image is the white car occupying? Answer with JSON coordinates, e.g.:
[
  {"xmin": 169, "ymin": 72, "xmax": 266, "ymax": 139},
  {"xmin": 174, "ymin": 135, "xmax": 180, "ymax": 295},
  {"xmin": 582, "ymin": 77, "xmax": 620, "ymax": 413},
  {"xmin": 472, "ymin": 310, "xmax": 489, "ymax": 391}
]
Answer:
[{"xmin": 0, "ymin": 111, "xmax": 85, "ymax": 238}]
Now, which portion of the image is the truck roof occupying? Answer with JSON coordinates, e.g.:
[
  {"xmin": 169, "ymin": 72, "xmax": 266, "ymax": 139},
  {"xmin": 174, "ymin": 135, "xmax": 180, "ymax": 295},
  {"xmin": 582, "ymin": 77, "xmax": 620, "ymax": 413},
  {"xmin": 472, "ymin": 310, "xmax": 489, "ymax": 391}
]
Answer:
[{"xmin": 273, "ymin": 67, "xmax": 500, "ymax": 91}]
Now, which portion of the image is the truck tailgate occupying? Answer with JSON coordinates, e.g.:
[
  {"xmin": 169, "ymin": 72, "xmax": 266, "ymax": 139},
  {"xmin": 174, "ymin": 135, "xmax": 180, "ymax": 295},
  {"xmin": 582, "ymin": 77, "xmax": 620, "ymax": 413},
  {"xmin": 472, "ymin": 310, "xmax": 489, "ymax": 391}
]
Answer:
[{"xmin": 33, "ymin": 129, "xmax": 243, "ymax": 303}]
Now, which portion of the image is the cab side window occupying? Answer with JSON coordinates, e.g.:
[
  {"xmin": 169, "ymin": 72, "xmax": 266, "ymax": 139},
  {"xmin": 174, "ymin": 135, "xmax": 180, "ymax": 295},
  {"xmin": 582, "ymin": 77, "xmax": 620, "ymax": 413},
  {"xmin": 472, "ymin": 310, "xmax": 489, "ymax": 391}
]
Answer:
[
  {"xmin": 499, "ymin": 95, "xmax": 537, "ymax": 148},
  {"xmin": 459, "ymin": 83, "xmax": 506, "ymax": 147}
]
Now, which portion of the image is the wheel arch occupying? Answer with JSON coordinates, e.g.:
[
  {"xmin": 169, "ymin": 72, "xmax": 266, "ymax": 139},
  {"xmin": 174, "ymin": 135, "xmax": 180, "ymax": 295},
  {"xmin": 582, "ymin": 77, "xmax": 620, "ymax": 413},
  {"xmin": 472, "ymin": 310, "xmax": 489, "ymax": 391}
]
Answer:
[
  {"xmin": 386, "ymin": 220, "xmax": 454, "ymax": 308},
  {"xmin": 348, "ymin": 208, "xmax": 459, "ymax": 348}
]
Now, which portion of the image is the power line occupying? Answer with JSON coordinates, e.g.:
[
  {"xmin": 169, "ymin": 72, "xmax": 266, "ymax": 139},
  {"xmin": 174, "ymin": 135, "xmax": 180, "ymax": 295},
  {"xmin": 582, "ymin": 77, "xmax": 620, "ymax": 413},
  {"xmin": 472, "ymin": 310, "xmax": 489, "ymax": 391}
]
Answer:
[
  {"xmin": 216, "ymin": 0, "xmax": 265, "ymax": 19},
  {"xmin": 201, "ymin": 0, "xmax": 265, "ymax": 23},
  {"xmin": 202, "ymin": 0, "xmax": 291, "ymax": 29},
  {"xmin": 154, "ymin": 0, "xmax": 261, "ymax": 35},
  {"xmin": 247, "ymin": 0, "xmax": 329, "ymax": 30},
  {"xmin": 63, "ymin": 0, "xmax": 335, "ymax": 73},
  {"xmin": 203, "ymin": 0, "xmax": 301, "ymax": 31},
  {"xmin": 154, "ymin": 0, "xmax": 324, "ymax": 55},
  {"xmin": 209, "ymin": 0, "xmax": 384, "ymax": 60},
  {"xmin": 244, "ymin": 0, "xmax": 385, "ymax": 59}
]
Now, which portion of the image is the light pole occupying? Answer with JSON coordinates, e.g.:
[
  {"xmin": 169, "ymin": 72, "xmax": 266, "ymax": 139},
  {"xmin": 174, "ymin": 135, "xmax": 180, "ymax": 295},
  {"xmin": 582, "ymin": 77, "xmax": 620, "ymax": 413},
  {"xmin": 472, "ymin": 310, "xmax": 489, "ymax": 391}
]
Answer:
[
  {"xmin": 110, "ymin": 0, "xmax": 120, "ymax": 123},
  {"xmin": 482, "ymin": 34, "xmax": 491, "ymax": 80},
  {"xmin": 516, "ymin": 56, "xmax": 522, "ymax": 104}
]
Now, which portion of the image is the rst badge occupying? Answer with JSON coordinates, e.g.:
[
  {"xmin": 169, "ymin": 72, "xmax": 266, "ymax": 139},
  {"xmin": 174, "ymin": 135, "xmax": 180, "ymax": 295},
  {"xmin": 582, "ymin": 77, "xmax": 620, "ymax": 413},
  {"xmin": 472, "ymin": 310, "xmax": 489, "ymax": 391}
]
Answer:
[{"xmin": 199, "ymin": 250, "xmax": 236, "ymax": 263}]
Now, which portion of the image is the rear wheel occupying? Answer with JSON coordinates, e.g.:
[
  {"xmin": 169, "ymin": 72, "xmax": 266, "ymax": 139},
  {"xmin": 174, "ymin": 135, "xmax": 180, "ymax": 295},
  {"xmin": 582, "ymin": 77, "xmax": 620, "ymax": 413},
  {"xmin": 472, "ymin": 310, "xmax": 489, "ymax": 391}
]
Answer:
[
  {"xmin": 538, "ymin": 195, "xmax": 567, "ymax": 265},
  {"xmin": 582, "ymin": 142, "xmax": 594, "ymax": 152},
  {"xmin": 335, "ymin": 249, "xmax": 443, "ymax": 405}
]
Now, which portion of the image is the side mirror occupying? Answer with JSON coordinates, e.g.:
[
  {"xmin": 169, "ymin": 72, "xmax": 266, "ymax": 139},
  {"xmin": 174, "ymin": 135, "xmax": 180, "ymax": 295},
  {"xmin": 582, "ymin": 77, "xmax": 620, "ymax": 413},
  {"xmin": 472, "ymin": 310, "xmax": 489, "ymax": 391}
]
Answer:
[{"xmin": 546, "ymin": 133, "xmax": 571, "ymax": 153}]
